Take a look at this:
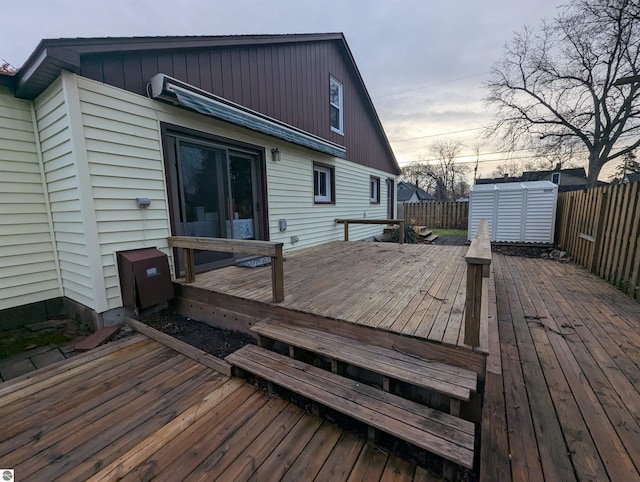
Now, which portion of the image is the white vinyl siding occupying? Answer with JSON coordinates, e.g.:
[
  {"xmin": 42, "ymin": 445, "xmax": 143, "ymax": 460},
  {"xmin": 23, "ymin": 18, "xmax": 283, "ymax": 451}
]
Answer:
[
  {"xmin": 76, "ymin": 76, "xmax": 171, "ymax": 310},
  {"xmin": 67, "ymin": 75, "xmax": 395, "ymax": 313},
  {"xmin": 0, "ymin": 88, "xmax": 60, "ymax": 309},
  {"xmin": 34, "ymin": 79, "xmax": 94, "ymax": 308},
  {"xmin": 267, "ymin": 146, "xmax": 392, "ymax": 250}
]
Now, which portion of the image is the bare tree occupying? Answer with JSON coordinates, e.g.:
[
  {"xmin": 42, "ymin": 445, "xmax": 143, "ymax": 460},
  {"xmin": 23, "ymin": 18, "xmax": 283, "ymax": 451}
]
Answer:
[
  {"xmin": 485, "ymin": 0, "xmax": 640, "ymax": 186},
  {"xmin": 0, "ymin": 59, "xmax": 16, "ymax": 75},
  {"xmin": 400, "ymin": 140, "xmax": 469, "ymax": 201},
  {"xmin": 490, "ymin": 159, "xmax": 523, "ymax": 178},
  {"xmin": 610, "ymin": 149, "xmax": 640, "ymax": 182}
]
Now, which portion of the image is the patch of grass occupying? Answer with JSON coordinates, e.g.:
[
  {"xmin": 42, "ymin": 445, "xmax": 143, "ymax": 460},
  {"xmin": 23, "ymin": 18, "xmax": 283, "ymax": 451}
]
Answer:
[
  {"xmin": 0, "ymin": 330, "xmax": 72, "ymax": 359},
  {"xmin": 431, "ymin": 228, "xmax": 468, "ymax": 237}
]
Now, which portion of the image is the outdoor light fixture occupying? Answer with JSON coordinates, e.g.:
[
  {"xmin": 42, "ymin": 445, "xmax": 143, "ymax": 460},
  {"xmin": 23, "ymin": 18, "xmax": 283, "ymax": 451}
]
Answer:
[{"xmin": 271, "ymin": 148, "xmax": 281, "ymax": 162}]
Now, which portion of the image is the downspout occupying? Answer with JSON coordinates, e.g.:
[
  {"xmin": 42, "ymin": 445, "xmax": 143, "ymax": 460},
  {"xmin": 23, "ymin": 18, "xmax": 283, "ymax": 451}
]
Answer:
[{"xmin": 30, "ymin": 102, "xmax": 64, "ymax": 297}]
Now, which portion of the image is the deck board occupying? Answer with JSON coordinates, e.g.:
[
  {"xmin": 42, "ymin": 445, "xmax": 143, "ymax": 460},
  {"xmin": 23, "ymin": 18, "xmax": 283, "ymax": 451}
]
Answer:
[
  {"xmin": 179, "ymin": 241, "xmax": 483, "ymax": 353},
  {"xmin": 482, "ymin": 254, "xmax": 640, "ymax": 481},
  {"xmin": 0, "ymin": 334, "xmax": 436, "ymax": 481}
]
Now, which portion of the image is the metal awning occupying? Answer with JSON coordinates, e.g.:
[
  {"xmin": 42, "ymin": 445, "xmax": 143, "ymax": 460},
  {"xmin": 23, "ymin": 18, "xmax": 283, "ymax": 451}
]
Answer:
[{"xmin": 150, "ymin": 74, "xmax": 347, "ymax": 159}]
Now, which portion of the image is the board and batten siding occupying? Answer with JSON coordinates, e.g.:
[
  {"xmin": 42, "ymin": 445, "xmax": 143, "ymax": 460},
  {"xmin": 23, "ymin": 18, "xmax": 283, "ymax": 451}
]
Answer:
[
  {"xmin": 0, "ymin": 88, "xmax": 61, "ymax": 310},
  {"xmin": 33, "ymin": 78, "xmax": 96, "ymax": 309}
]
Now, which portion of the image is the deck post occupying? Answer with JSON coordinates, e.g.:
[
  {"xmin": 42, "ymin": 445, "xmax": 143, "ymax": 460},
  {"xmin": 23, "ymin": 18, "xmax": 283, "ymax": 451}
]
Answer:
[
  {"xmin": 184, "ymin": 248, "xmax": 195, "ymax": 283},
  {"xmin": 464, "ymin": 264, "xmax": 483, "ymax": 346},
  {"xmin": 399, "ymin": 220, "xmax": 405, "ymax": 244},
  {"xmin": 271, "ymin": 243, "xmax": 285, "ymax": 303},
  {"xmin": 464, "ymin": 219, "xmax": 491, "ymax": 348},
  {"xmin": 344, "ymin": 221, "xmax": 349, "ymax": 241}
]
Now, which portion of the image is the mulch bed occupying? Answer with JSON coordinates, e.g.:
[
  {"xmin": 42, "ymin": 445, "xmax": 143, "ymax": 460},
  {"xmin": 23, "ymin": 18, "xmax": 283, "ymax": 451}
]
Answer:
[{"xmin": 140, "ymin": 309, "xmax": 255, "ymax": 359}]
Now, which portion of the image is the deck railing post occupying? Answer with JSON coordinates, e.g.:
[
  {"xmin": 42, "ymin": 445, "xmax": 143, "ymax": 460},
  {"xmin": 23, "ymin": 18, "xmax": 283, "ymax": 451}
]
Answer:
[
  {"xmin": 464, "ymin": 263, "xmax": 483, "ymax": 346},
  {"xmin": 344, "ymin": 222, "xmax": 349, "ymax": 241},
  {"xmin": 464, "ymin": 219, "xmax": 491, "ymax": 348},
  {"xmin": 184, "ymin": 248, "xmax": 195, "ymax": 283},
  {"xmin": 271, "ymin": 244, "xmax": 285, "ymax": 303},
  {"xmin": 399, "ymin": 220, "xmax": 405, "ymax": 244}
]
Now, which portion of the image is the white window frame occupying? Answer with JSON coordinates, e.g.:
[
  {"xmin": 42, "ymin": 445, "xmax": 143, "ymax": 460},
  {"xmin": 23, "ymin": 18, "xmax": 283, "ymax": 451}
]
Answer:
[
  {"xmin": 314, "ymin": 163, "xmax": 334, "ymax": 203},
  {"xmin": 551, "ymin": 172, "xmax": 561, "ymax": 184},
  {"xmin": 370, "ymin": 176, "xmax": 380, "ymax": 204},
  {"xmin": 330, "ymin": 76, "xmax": 344, "ymax": 135}
]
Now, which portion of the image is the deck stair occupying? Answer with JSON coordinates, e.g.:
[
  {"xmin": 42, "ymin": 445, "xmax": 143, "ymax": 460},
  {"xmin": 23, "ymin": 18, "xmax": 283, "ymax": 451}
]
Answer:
[
  {"xmin": 226, "ymin": 344, "xmax": 475, "ymax": 469},
  {"xmin": 225, "ymin": 317, "xmax": 478, "ymax": 470},
  {"xmin": 251, "ymin": 318, "xmax": 477, "ymax": 407}
]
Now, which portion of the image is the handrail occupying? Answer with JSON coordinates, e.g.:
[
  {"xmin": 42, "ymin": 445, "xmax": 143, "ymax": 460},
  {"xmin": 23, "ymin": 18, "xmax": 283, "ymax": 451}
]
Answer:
[
  {"xmin": 335, "ymin": 218, "xmax": 406, "ymax": 244},
  {"xmin": 464, "ymin": 219, "xmax": 492, "ymax": 347},
  {"xmin": 168, "ymin": 236, "xmax": 285, "ymax": 303}
]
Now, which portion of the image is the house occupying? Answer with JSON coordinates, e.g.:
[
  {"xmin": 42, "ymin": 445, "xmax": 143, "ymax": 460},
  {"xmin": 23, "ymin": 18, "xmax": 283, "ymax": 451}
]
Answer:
[
  {"xmin": 0, "ymin": 34, "xmax": 399, "ymax": 327},
  {"xmin": 477, "ymin": 165, "xmax": 607, "ymax": 192},
  {"xmin": 396, "ymin": 181, "xmax": 434, "ymax": 217},
  {"xmin": 623, "ymin": 172, "xmax": 640, "ymax": 183}
]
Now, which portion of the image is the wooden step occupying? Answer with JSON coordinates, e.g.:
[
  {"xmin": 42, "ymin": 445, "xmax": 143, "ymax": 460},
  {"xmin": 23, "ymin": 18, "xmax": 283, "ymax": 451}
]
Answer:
[
  {"xmin": 252, "ymin": 318, "xmax": 476, "ymax": 402},
  {"xmin": 424, "ymin": 234, "xmax": 439, "ymax": 243},
  {"xmin": 226, "ymin": 344, "xmax": 475, "ymax": 469}
]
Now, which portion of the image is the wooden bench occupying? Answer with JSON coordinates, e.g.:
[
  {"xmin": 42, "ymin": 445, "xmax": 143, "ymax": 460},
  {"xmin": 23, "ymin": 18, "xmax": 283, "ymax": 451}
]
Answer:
[
  {"xmin": 226, "ymin": 344, "xmax": 475, "ymax": 469},
  {"xmin": 252, "ymin": 318, "xmax": 477, "ymax": 407}
]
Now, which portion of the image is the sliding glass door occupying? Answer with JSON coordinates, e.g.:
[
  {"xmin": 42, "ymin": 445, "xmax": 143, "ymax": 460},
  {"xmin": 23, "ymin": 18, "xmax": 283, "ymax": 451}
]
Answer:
[{"xmin": 166, "ymin": 133, "xmax": 264, "ymax": 273}]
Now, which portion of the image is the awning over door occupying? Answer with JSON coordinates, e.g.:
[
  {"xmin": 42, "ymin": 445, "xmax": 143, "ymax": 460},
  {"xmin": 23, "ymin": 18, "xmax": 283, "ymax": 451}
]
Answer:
[{"xmin": 150, "ymin": 74, "xmax": 347, "ymax": 159}]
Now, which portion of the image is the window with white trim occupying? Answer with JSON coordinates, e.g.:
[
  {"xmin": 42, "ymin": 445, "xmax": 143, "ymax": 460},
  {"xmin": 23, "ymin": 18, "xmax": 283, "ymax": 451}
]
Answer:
[
  {"xmin": 330, "ymin": 76, "xmax": 344, "ymax": 134},
  {"xmin": 314, "ymin": 163, "xmax": 334, "ymax": 203},
  {"xmin": 370, "ymin": 176, "xmax": 380, "ymax": 204},
  {"xmin": 551, "ymin": 172, "xmax": 561, "ymax": 185}
]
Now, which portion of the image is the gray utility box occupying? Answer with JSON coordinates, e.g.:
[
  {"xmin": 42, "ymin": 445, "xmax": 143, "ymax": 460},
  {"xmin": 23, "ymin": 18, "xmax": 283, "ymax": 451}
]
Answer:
[{"xmin": 117, "ymin": 248, "xmax": 174, "ymax": 310}]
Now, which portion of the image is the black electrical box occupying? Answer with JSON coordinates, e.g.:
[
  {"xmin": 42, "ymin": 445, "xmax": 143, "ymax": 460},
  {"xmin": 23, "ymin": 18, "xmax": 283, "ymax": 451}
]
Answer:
[{"xmin": 117, "ymin": 248, "xmax": 174, "ymax": 309}]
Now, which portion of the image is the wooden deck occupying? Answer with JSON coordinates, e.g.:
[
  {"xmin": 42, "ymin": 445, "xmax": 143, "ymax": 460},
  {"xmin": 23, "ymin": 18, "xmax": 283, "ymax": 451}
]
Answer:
[
  {"xmin": 176, "ymin": 241, "xmax": 488, "ymax": 356},
  {"xmin": 482, "ymin": 254, "xmax": 640, "ymax": 481},
  {"xmin": 0, "ymin": 333, "xmax": 439, "ymax": 481}
]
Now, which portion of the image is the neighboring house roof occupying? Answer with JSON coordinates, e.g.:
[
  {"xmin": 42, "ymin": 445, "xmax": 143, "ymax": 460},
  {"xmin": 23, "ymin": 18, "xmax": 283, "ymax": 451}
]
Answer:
[
  {"xmin": 521, "ymin": 167, "xmax": 587, "ymax": 182},
  {"xmin": 625, "ymin": 172, "xmax": 640, "ymax": 183},
  {"xmin": 397, "ymin": 181, "xmax": 435, "ymax": 202},
  {"xmin": 7, "ymin": 34, "xmax": 399, "ymax": 175},
  {"xmin": 476, "ymin": 176, "xmax": 521, "ymax": 184},
  {"xmin": 478, "ymin": 167, "xmax": 608, "ymax": 192}
]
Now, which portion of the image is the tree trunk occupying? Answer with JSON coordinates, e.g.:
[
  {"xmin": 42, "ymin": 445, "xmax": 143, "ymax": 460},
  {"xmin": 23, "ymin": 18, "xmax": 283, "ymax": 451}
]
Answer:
[{"xmin": 587, "ymin": 153, "xmax": 604, "ymax": 187}]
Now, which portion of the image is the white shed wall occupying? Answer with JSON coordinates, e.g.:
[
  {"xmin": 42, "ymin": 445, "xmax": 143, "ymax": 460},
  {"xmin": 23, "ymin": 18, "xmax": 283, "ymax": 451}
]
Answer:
[
  {"xmin": 468, "ymin": 181, "xmax": 558, "ymax": 243},
  {"xmin": 0, "ymin": 88, "xmax": 61, "ymax": 310}
]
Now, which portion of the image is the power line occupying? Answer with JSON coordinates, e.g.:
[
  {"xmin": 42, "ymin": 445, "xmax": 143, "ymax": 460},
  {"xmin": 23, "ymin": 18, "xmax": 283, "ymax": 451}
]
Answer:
[
  {"xmin": 372, "ymin": 72, "xmax": 489, "ymax": 99},
  {"xmin": 390, "ymin": 127, "xmax": 482, "ymax": 142}
]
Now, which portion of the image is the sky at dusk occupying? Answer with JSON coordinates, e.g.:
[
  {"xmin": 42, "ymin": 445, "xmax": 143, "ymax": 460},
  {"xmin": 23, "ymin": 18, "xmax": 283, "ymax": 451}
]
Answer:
[{"xmin": 4, "ymin": 0, "xmax": 614, "ymax": 179}]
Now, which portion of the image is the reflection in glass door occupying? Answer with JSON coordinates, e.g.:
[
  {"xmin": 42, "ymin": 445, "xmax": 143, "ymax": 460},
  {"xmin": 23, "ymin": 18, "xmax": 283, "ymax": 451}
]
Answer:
[{"xmin": 166, "ymin": 134, "xmax": 264, "ymax": 273}]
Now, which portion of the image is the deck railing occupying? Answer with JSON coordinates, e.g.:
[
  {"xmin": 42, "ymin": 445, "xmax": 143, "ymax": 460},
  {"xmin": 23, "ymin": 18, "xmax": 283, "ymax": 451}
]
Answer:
[
  {"xmin": 335, "ymin": 219, "xmax": 406, "ymax": 244},
  {"xmin": 464, "ymin": 219, "xmax": 492, "ymax": 347},
  {"xmin": 168, "ymin": 236, "xmax": 285, "ymax": 302}
]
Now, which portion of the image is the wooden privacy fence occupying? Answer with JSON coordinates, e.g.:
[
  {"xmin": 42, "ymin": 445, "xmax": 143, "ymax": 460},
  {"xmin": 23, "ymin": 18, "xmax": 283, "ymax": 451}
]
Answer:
[
  {"xmin": 556, "ymin": 182, "xmax": 640, "ymax": 301},
  {"xmin": 403, "ymin": 201, "xmax": 468, "ymax": 229}
]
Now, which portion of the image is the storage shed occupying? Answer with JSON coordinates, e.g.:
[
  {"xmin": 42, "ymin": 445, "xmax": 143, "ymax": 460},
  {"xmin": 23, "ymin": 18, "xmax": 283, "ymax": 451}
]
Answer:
[{"xmin": 468, "ymin": 181, "xmax": 558, "ymax": 243}]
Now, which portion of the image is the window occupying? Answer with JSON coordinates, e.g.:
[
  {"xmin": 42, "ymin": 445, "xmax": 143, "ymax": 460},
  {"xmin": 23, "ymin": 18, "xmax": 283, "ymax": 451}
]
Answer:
[
  {"xmin": 551, "ymin": 172, "xmax": 561, "ymax": 185},
  {"xmin": 370, "ymin": 176, "xmax": 380, "ymax": 204},
  {"xmin": 314, "ymin": 163, "xmax": 335, "ymax": 203},
  {"xmin": 330, "ymin": 76, "xmax": 343, "ymax": 134}
]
